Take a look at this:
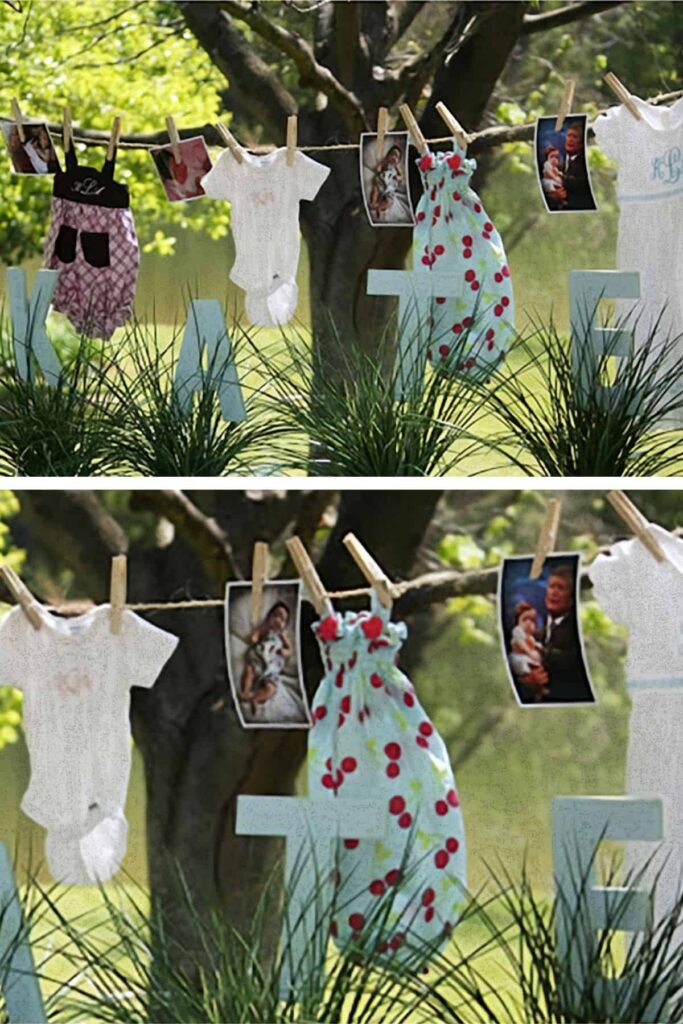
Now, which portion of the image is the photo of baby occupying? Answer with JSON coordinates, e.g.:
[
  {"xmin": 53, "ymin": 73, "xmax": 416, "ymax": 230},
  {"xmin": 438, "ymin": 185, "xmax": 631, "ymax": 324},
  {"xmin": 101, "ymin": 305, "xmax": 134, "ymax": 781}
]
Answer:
[
  {"xmin": 499, "ymin": 553, "xmax": 596, "ymax": 707},
  {"xmin": 150, "ymin": 136, "xmax": 213, "ymax": 203},
  {"xmin": 360, "ymin": 130, "xmax": 415, "ymax": 227},
  {"xmin": 2, "ymin": 121, "xmax": 60, "ymax": 175},
  {"xmin": 534, "ymin": 114, "xmax": 597, "ymax": 213},
  {"xmin": 225, "ymin": 580, "xmax": 311, "ymax": 729}
]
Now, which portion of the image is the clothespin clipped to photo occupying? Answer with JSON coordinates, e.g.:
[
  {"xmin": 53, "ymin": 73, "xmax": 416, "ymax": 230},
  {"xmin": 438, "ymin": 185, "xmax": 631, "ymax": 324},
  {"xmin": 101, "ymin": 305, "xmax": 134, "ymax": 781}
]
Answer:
[
  {"xmin": 286, "ymin": 114, "xmax": 297, "ymax": 168},
  {"xmin": 0, "ymin": 565, "xmax": 42, "ymax": 630},
  {"xmin": 285, "ymin": 537, "xmax": 333, "ymax": 618},
  {"xmin": 529, "ymin": 499, "xmax": 562, "ymax": 580},
  {"xmin": 555, "ymin": 79, "xmax": 576, "ymax": 131},
  {"xmin": 376, "ymin": 106, "xmax": 388, "ymax": 161},
  {"xmin": 343, "ymin": 533, "xmax": 394, "ymax": 610},
  {"xmin": 63, "ymin": 105, "xmax": 73, "ymax": 153},
  {"xmin": 109, "ymin": 554, "xmax": 127, "ymax": 635},
  {"xmin": 603, "ymin": 72, "xmax": 641, "ymax": 121},
  {"xmin": 435, "ymin": 101, "xmax": 469, "ymax": 149},
  {"xmin": 607, "ymin": 491, "xmax": 666, "ymax": 563},
  {"xmin": 165, "ymin": 115, "xmax": 181, "ymax": 163},
  {"xmin": 398, "ymin": 103, "xmax": 428, "ymax": 154},
  {"xmin": 250, "ymin": 541, "xmax": 269, "ymax": 626},
  {"xmin": 106, "ymin": 115, "xmax": 122, "ymax": 161},
  {"xmin": 10, "ymin": 98, "xmax": 25, "ymax": 143},
  {"xmin": 215, "ymin": 121, "xmax": 244, "ymax": 164}
]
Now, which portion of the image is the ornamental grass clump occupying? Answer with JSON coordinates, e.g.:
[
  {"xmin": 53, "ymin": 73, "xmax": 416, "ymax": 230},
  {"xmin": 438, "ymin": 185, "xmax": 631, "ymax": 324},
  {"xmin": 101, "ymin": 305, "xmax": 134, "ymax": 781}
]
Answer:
[
  {"xmin": 0, "ymin": 323, "xmax": 124, "ymax": 477},
  {"xmin": 105, "ymin": 320, "xmax": 284, "ymax": 477},
  {"xmin": 253, "ymin": 312, "xmax": 497, "ymax": 477},
  {"xmin": 477, "ymin": 307, "xmax": 683, "ymax": 477}
]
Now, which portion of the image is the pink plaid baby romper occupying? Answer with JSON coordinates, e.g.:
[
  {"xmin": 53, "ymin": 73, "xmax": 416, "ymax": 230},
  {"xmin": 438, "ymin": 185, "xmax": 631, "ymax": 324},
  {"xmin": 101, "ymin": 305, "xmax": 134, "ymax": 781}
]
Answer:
[{"xmin": 43, "ymin": 146, "xmax": 139, "ymax": 340}]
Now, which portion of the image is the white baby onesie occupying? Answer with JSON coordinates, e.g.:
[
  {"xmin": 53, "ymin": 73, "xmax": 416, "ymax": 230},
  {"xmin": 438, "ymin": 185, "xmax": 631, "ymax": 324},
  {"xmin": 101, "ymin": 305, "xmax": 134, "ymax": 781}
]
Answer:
[
  {"xmin": 590, "ymin": 524, "xmax": 683, "ymax": 930},
  {"xmin": 200, "ymin": 146, "xmax": 330, "ymax": 327},
  {"xmin": 0, "ymin": 603, "xmax": 178, "ymax": 884},
  {"xmin": 593, "ymin": 96, "xmax": 683, "ymax": 426}
]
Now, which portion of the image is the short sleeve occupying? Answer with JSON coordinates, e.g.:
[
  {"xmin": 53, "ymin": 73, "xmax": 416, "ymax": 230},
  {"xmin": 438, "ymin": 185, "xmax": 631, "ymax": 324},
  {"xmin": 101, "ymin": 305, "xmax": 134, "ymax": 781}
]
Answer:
[
  {"xmin": 200, "ymin": 149, "xmax": 242, "ymax": 201},
  {"xmin": 0, "ymin": 607, "xmax": 32, "ymax": 690},
  {"xmin": 589, "ymin": 540, "xmax": 635, "ymax": 627},
  {"xmin": 296, "ymin": 152, "xmax": 330, "ymax": 202},
  {"xmin": 122, "ymin": 611, "xmax": 179, "ymax": 691},
  {"xmin": 592, "ymin": 105, "xmax": 622, "ymax": 161}
]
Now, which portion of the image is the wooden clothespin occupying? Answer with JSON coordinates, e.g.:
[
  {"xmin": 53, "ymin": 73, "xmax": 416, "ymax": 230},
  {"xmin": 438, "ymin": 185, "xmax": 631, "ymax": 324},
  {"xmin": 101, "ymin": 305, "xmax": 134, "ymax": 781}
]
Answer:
[
  {"xmin": 215, "ymin": 121, "xmax": 244, "ymax": 164},
  {"xmin": 106, "ymin": 115, "xmax": 122, "ymax": 161},
  {"xmin": 604, "ymin": 72, "xmax": 641, "ymax": 121},
  {"xmin": 0, "ymin": 564, "xmax": 42, "ymax": 630},
  {"xmin": 555, "ymin": 79, "xmax": 576, "ymax": 131},
  {"xmin": 251, "ymin": 542, "xmax": 269, "ymax": 626},
  {"xmin": 529, "ymin": 499, "xmax": 562, "ymax": 580},
  {"xmin": 607, "ymin": 491, "xmax": 666, "ymax": 563},
  {"xmin": 376, "ymin": 106, "xmax": 388, "ymax": 161},
  {"xmin": 343, "ymin": 533, "xmax": 394, "ymax": 609},
  {"xmin": 435, "ymin": 101, "xmax": 469, "ymax": 149},
  {"xmin": 165, "ymin": 115, "xmax": 181, "ymax": 162},
  {"xmin": 398, "ymin": 103, "xmax": 428, "ymax": 154},
  {"xmin": 286, "ymin": 114, "xmax": 297, "ymax": 168},
  {"xmin": 109, "ymin": 554, "xmax": 127, "ymax": 635},
  {"xmin": 285, "ymin": 537, "xmax": 333, "ymax": 617},
  {"xmin": 63, "ymin": 105, "xmax": 73, "ymax": 153},
  {"xmin": 10, "ymin": 98, "xmax": 25, "ymax": 144}
]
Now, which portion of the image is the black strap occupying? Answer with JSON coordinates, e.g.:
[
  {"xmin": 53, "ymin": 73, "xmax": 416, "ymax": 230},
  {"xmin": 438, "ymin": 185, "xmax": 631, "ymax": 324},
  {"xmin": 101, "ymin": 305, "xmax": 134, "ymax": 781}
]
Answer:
[
  {"xmin": 101, "ymin": 151, "xmax": 116, "ymax": 180},
  {"xmin": 65, "ymin": 146, "xmax": 78, "ymax": 172}
]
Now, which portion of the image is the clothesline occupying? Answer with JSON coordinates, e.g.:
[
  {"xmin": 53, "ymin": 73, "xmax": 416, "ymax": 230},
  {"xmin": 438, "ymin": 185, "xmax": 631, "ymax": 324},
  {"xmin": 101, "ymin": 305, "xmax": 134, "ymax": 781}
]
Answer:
[{"xmin": 16, "ymin": 87, "xmax": 683, "ymax": 155}]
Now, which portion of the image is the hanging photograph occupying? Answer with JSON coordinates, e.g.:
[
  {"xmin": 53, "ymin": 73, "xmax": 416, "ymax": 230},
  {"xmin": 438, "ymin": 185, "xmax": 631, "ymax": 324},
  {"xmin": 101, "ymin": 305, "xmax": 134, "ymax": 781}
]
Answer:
[
  {"xmin": 225, "ymin": 580, "xmax": 312, "ymax": 729},
  {"xmin": 360, "ymin": 130, "xmax": 415, "ymax": 227},
  {"xmin": 498, "ymin": 552, "xmax": 596, "ymax": 707},
  {"xmin": 150, "ymin": 136, "xmax": 213, "ymax": 202},
  {"xmin": 2, "ymin": 120, "xmax": 60, "ymax": 175},
  {"xmin": 534, "ymin": 114, "xmax": 597, "ymax": 213}
]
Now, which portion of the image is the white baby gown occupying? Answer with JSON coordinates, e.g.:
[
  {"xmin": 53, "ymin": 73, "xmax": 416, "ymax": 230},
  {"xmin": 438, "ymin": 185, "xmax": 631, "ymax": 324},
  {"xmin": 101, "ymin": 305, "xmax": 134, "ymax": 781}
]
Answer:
[
  {"xmin": 0, "ymin": 603, "xmax": 178, "ymax": 884},
  {"xmin": 201, "ymin": 145, "xmax": 330, "ymax": 327},
  {"xmin": 590, "ymin": 524, "xmax": 683, "ymax": 928},
  {"xmin": 593, "ymin": 96, "xmax": 683, "ymax": 426}
]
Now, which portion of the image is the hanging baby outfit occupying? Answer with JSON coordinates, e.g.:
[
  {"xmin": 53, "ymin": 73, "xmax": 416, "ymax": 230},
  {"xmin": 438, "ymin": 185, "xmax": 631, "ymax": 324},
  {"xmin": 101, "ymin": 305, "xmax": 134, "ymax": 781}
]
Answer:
[
  {"xmin": 590, "ymin": 525, "xmax": 683, "ymax": 930},
  {"xmin": 413, "ymin": 143, "xmax": 514, "ymax": 374},
  {"xmin": 308, "ymin": 596, "xmax": 466, "ymax": 958},
  {"xmin": 593, "ymin": 96, "xmax": 683, "ymax": 426},
  {"xmin": 43, "ymin": 145, "xmax": 140, "ymax": 340},
  {"xmin": 0, "ymin": 604, "xmax": 178, "ymax": 885},
  {"xmin": 200, "ymin": 146, "xmax": 330, "ymax": 327}
]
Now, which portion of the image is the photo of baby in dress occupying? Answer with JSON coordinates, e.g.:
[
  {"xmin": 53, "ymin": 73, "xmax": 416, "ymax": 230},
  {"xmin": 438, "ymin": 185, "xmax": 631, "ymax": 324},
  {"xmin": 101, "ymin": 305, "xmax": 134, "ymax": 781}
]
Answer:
[
  {"xmin": 534, "ymin": 114, "xmax": 597, "ymax": 213},
  {"xmin": 360, "ymin": 131, "xmax": 415, "ymax": 227},
  {"xmin": 499, "ymin": 553, "xmax": 595, "ymax": 707},
  {"xmin": 225, "ymin": 580, "xmax": 311, "ymax": 729},
  {"xmin": 150, "ymin": 136, "xmax": 213, "ymax": 203},
  {"xmin": 2, "ymin": 121, "xmax": 60, "ymax": 175}
]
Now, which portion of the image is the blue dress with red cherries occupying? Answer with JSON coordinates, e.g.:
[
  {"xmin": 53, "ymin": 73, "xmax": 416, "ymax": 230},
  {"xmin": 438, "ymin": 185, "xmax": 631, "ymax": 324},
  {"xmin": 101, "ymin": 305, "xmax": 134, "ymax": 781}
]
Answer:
[
  {"xmin": 308, "ymin": 594, "xmax": 467, "ymax": 961},
  {"xmin": 414, "ymin": 142, "xmax": 514, "ymax": 374}
]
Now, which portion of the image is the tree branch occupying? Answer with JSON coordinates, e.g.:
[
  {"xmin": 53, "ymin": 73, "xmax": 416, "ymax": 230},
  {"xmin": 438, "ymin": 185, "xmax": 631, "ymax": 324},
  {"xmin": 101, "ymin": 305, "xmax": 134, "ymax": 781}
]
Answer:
[
  {"xmin": 386, "ymin": 1, "xmax": 428, "ymax": 47},
  {"xmin": 217, "ymin": 0, "xmax": 367, "ymax": 130},
  {"xmin": 522, "ymin": 0, "xmax": 627, "ymax": 35},
  {"xmin": 15, "ymin": 491, "xmax": 128, "ymax": 601},
  {"xmin": 130, "ymin": 490, "xmax": 240, "ymax": 588},
  {"xmin": 179, "ymin": 1, "xmax": 296, "ymax": 135}
]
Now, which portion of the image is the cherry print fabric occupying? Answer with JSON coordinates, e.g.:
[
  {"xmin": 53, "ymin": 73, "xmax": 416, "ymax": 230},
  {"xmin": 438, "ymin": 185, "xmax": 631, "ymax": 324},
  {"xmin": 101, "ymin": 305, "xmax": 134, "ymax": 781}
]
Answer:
[
  {"xmin": 414, "ymin": 143, "xmax": 514, "ymax": 374},
  {"xmin": 43, "ymin": 147, "xmax": 140, "ymax": 340},
  {"xmin": 309, "ymin": 597, "xmax": 466, "ymax": 958}
]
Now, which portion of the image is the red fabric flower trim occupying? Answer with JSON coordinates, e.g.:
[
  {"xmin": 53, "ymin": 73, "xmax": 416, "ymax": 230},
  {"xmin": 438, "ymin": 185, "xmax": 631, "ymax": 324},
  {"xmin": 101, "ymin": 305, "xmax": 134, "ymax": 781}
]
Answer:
[
  {"xmin": 361, "ymin": 615, "xmax": 384, "ymax": 640},
  {"xmin": 418, "ymin": 153, "xmax": 435, "ymax": 172},
  {"xmin": 317, "ymin": 615, "xmax": 340, "ymax": 641}
]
